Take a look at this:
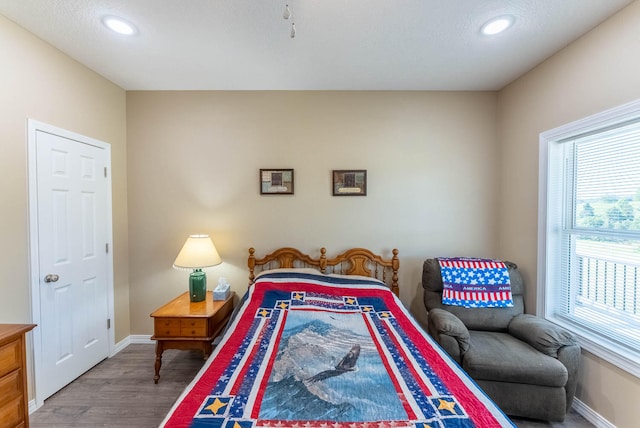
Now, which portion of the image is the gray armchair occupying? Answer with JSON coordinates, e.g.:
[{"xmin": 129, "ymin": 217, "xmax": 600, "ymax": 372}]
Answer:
[{"xmin": 422, "ymin": 258, "xmax": 580, "ymax": 422}]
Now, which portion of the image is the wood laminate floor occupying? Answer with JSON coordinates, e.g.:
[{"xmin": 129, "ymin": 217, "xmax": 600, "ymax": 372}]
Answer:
[
  {"xmin": 30, "ymin": 344, "xmax": 594, "ymax": 427},
  {"xmin": 30, "ymin": 344, "xmax": 204, "ymax": 427}
]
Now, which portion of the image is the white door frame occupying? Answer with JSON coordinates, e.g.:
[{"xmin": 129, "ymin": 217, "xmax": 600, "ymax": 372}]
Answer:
[{"xmin": 27, "ymin": 119, "xmax": 115, "ymax": 409}]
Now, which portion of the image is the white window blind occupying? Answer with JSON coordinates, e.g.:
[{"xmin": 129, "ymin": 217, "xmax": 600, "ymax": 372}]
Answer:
[{"xmin": 540, "ymin": 100, "xmax": 640, "ymax": 377}]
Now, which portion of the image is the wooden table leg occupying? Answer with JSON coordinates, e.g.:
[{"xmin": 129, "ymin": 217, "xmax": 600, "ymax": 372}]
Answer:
[
  {"xmin": 154, "ymin": 341, "xmax": 163, "ymax": 383},
  {"xmin": 203, "ymin": 341, "xmax": 213, "ymax": 360}
]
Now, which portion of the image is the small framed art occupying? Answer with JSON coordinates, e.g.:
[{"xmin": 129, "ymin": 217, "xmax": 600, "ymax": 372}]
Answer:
[
  {"xmin": 332, "ymin": 170, "xmax": 367, "ymax": 196},
  {"xmin": 260, "ymin": 169, "xmax": 294, "ymax": 195}
]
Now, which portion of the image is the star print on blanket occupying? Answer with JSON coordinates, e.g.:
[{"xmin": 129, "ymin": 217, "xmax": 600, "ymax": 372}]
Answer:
[{"xmin": 438, "ymin": 257, "xmax": 513, "ymax": 308}]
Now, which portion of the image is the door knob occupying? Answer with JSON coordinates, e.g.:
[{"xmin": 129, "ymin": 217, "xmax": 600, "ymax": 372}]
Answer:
[{"xmin": 44, "ymin": 274, "xmax": 59, "ymax": 283}]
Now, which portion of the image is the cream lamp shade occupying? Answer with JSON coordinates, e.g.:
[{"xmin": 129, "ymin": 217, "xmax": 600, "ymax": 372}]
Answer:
[
  {"xmin": 173, "ymin": 235, "xmax": 222, "ymax": 270},
  {"xmin": 173, "ymin": 234, "xmax": 222, "ymax": 302}
]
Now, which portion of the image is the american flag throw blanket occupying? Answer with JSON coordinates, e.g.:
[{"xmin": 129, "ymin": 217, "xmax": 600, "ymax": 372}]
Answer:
[
  {"xmin": 439, "ymin": 258, "xmax": 513, "ymax": 308},
  {"xmin": 161, "ymin": 271, "xmax": 514, "ymax": 427}
]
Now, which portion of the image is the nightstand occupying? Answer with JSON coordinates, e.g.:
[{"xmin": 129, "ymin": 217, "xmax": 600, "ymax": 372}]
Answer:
[{"xmin": 150, "ymin": 291, "xmax": 234, "ymax": 383}]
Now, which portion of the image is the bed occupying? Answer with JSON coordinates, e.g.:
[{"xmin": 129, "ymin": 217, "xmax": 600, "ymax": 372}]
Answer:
[{"xmin": 161, "ymin": 247, "xmax": 515, "ymax": 428}]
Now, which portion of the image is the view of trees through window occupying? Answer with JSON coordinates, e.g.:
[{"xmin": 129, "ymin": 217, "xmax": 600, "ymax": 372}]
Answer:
[{"xmin": 576, "ymin": 194, "xmax": 640, "ymax": 231}]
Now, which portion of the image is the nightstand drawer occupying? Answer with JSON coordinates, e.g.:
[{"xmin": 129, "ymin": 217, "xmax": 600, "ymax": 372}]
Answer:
[
  {"xmin": 154, "ymin": 318, "xmax": 181, "ymax": 337},
  {"xmin": 180, "ymin": 319, "xmax": 207, "ymax": 337},
  {"xmin": 0, "ymin": 339, "xmax": 20, "ymax": 379}
]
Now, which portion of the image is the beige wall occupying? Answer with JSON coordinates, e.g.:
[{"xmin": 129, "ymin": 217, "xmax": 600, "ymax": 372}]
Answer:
[
  {"xmin": 126, "ymin": 90, "xmax": 500, "ymax": 333},
  {"xmin": 498, "ymin": 1, "xmax": 640, "ymax": 426},
  {"xmin": 0, "ymin": 15, "xmax": 130, "ymax": 340}
]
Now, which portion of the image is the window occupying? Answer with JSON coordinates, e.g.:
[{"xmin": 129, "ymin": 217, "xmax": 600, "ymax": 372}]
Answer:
[{"xmin": 539, "ymin": 99, "xmax": 640, "ymax": 377}]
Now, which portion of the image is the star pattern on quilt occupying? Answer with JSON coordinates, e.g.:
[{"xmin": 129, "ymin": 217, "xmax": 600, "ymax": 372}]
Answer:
[
  {"xmin": 343, "ymin": 296, "xmax": 358, "ymax": 306},
  {"xmin": 275, "ymin": 300, "xmax": 290, "ymax": 310},
  {"xmin": 437, "ymin": 399, "xmax": 457, "ymax": 413},
  {"xmin": 377, "ymin": 311, "xmax": 394, "ymax": 319},
  {"xmin": 291, "ymin": 292, "xmax": 305, "ymax": 301},
  {"xmin": 205, "ymin": 397, "xmax": 229, "ymax": 414},
  {"xmin": 256, "ymin": 308, "xmax": 272, "ymax": 318},
  {"xmin": 430, "ymin": 395, "xmax": 464, "ymax": 418},
  {"xmin": 198, "ymin": 395, "xmax": 233, "ymax": 417}
]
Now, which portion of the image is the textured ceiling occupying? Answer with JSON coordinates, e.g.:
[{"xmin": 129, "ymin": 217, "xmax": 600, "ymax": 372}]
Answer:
[{"xmin": 0, "ymin": 0, "xmax": 633, "ymax": 90}]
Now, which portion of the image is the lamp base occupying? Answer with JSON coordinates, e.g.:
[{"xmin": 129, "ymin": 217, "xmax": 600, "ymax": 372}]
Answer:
[{"xmin": 189, "ymin": 269, "xmax": 207, "ymax": 302}]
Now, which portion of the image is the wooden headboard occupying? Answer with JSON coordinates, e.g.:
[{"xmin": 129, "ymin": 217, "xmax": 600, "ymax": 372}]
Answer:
[{"xmin": 248, "ymin": 247, "xmax": 399, "ymax": 296}]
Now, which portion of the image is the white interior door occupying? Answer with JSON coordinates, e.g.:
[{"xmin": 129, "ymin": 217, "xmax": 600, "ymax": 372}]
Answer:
[{"xmin": 29, "ymin": 123, "xmax": 113, "ymax": 402}]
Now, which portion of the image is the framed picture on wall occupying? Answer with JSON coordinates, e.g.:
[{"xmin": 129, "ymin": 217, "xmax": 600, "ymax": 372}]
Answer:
[
  {"xmin": 260, "ymin": 169, "xmax": 294, "ymax": 194},
  {"xmin": 332, "ymin": 170, "xmax": 367, "ymax": 196}
]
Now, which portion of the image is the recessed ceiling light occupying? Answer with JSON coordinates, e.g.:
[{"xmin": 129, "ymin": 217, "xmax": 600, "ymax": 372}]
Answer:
[
  {"xmin": 481, "ymin": 15, "xmax": 514, "ymax": 36},
  {"xmin": 102, "ymin": 16, "xmax": 137, "ymax": 36}
]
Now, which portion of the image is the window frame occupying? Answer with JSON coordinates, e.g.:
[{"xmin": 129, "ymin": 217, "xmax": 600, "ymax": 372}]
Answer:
[{"xmin": 538, "ymin": 99, "xmax": 640, "ymax": 379}]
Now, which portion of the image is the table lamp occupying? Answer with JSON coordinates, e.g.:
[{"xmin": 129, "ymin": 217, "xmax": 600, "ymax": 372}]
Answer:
[{"xmin": 173, "ymin": 234, "xmax": 222, "ymax": 302}]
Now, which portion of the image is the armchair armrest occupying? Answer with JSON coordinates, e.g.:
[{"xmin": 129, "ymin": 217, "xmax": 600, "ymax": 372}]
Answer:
[
  {"xmin": 557, "ymin": 342, "xmax": 581, "ymax": 411},
  {"xmin": 427, "ymin": 309, "xmax": 470, "ymax": 363},
  {"xmin": 508, "ymin": 314, "xmax": 577, "ymax": 358}
]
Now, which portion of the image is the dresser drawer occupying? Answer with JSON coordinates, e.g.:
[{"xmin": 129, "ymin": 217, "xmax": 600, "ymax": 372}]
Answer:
[
  {"xmin": 154, "ymin": 319, "xmax": 181, "ymax": 337},
  {"xmin": 0, "ymin": 339, "xmax": 20, "ymax": 379},
  {"xmin": 0, "ymin": 395, "xmax": 24, "ymax": 428},
  {"xmin": 0, "ymin": 368, "xmax": 22, "ymax": 407},
  {"xmin": 180, "ymin": 319, "xmax": 207, "ymax": 337}
]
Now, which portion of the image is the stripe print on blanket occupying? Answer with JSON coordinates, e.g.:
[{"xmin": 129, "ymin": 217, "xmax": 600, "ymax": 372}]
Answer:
[
  {"xmin": 161, "ymin": 272, "xmax": 514, "ymax": 428},
  {"xmin": 438, "ymin": 257, "xmax": 513, "ymax": 308}
]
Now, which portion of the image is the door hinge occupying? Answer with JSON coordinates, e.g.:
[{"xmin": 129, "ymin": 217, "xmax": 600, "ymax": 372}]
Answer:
[
  {"xmin": 104, "ymin": 167, "xmax": 108, "ymax": 178},
  {"xmin": 106, "ymin": 243, "xmax": 109, "ymax": 253},
  {"xmin": 107, "ymin": 318, "xmax": 111, "ymax": 329}
]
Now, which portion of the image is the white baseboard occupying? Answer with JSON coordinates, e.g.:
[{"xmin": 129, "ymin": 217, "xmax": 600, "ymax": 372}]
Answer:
[
  {"xmin": 28, "ymin": 399, "xmax": 38, "ymax": 415},
  {"xmin": 128, "ymin": 334, "xmax": 153, "ymax": 344},
  {"xmin": 111, "ymin": 336, "xmax": 130, "ymax": 356},
  {"xmin": 573, "ymin": 398, "xmax": 616, "ymax": 428}
]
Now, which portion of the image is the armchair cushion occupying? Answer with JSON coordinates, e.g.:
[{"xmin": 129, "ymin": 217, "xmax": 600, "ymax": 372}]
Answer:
[
  {"xmin": 508, "ymin": 314, "xmax": 577, "ymax": 358},
  {"xmin": 464, "ymin": 331, "xmax": 568, "ymax": 388}
]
